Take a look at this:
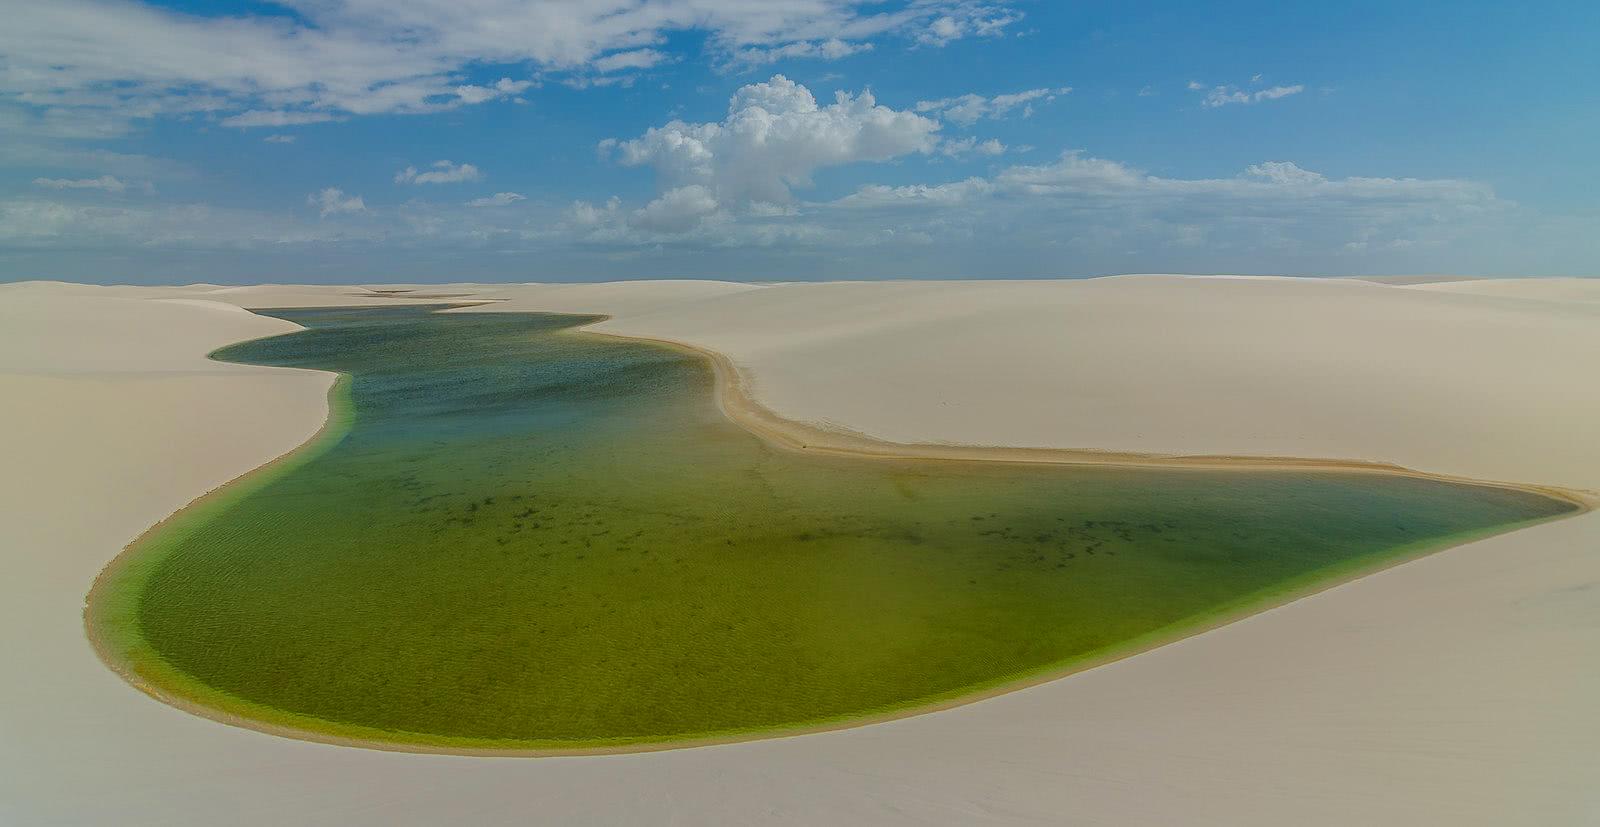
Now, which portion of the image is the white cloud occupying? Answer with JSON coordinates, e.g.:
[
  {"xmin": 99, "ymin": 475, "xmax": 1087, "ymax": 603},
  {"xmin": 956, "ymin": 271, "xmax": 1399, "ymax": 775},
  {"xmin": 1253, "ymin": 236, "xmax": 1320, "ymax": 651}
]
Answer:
[
  {"xmin": 0, "ymin": 1, "xmax": 1021, "ymax": 131},
  {"xmin": 0, "ymin": 102, "xmax": 146, "ymax": 140},
  {"xmin": 977, "ymin": 154, "xmax": 1489, "ymax": 206},
  {"xmin": 1254, "ymin": 85, "xmax": 1304, "ymax": 101},
  {"xmin": 454, "ymin": 78, "xmax": 534, "ymax": 105},
  {"xmin": 32, "ymin": 175, "xmax": 127, "ymax": 193},
  {"xmin": 221, "ymin": 110, "xmax": 339, "ymax": 129},
  {"xmin": 0, "ymin": 195, "xmax": 393, "ymax": 249},
  {"xmin": 833, "ymin": 177, "xmax": 996, "ymax": 208},
  {"xmin": 7, "ymin": 150, "xmax": 1575, "ymax": 281},
  {"xmin": 0, "ymin": 139, "xmax": 194, "ymax": 181},
  {"xmin": 629, "ymin": 184, "xmax": 723, "ymax": 233},
  {"xmin": 395, "ymin": 160, "xmax": 483, "ymax": 185},
  {"xmin": 593, "ymin": 49, "xmax": 668, "ymax": 73},
  {"xmin": 1194, "ymin": 82, "xmax": 1305, "ymax": 108},
  {"xmin": 569, "ymin": 196, "xmax": 622, "ymax": 229},
  {"xmin": 466, "ymin": 192, "xmax": 526, "ymax": 207},
  {"xmin": 307, "ymin": 187, "xmax": 366, "ymax": 216},
  {"xmin": 916, "ymin": 6, "xmax": 1022, "ymax": 46},
  {"xmin": 560, "ymin": 74, "xmax": 640, "ymax": 90},
  {"xmin": 1242, "ymin": 161, "xmax": 1325, "ymax": 186},
  {"xmin": 732, "ymin": 38, "xmax": 873, "ymax": 66},
  {"xmin": 263, "ymin": 134, "xmax": 297, "ymax": 143},
  {"xmin": 577, "ymin": 123, "xmax": 1510, "ymax": 265},
  {"xmin": 826, "ymin": 154, "xmax": 1499, "ymax": 250},
  {"xmin": 577, "ymin": 74, "xmax": 1501, "ymax": 261},
  {"xmin": 916, "ymin": 87, "xmax": 1070, "ymax": 125},
  {"xmin": 604, "ymin": 74, "xmax": 939, "ymax": 210},
  {"xmin": 940, "ymin": 137, "xmax": 1006, "ymax": 157}
]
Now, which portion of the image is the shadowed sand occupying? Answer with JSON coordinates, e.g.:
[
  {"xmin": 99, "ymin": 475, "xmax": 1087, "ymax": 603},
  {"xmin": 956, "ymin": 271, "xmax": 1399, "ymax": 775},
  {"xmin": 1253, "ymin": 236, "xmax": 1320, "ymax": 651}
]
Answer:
[{"xmin": 4, "ymin": 276, "xmax": 1600, "ymax": 824}]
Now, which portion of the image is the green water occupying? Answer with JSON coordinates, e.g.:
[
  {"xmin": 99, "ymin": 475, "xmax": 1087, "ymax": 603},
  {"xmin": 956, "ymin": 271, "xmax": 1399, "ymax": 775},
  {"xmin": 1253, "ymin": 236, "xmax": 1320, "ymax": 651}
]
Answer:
[{"xmin": 93, "ymin": 306, "xmax": 1576, "ymax": 750}]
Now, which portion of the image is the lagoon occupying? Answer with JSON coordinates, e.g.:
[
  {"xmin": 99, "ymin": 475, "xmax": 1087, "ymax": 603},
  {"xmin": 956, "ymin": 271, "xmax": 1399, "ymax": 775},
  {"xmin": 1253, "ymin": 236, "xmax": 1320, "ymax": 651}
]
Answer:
[{"xmin": 89, "ymin": 306, "xmax": 1576, "ymax": 751}]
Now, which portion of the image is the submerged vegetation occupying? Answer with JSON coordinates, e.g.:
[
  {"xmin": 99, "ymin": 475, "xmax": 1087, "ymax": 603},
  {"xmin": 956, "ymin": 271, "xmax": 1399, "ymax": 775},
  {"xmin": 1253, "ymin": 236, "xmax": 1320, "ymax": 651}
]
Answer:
[{"xmin": 89, "ymin": 306, "xmax": 1577, "ymax": 751}]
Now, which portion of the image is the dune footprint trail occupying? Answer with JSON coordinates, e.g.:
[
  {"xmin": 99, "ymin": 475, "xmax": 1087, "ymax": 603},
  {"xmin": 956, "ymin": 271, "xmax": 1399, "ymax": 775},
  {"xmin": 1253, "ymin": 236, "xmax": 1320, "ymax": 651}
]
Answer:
[{"xmin": 88, "ymin": 306, "xmax": 1579, "ymax": 753}]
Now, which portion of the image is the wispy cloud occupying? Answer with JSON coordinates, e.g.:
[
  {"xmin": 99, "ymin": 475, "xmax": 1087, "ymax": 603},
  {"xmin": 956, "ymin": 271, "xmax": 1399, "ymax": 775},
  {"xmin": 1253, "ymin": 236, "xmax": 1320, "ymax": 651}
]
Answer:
[
  {"xmin": 307, "ymin": 187, "xmax": 365, "ymax": 217},
  {"xmin": 32, "ymin": 175, "xmax": 126, "ymax": 192},
  {"xmin": 917, "ymin": 7, "xmax": 1023, "ymax": 46},
  {"xmin": 466, "ymin": 192, "xmax": 526, "ymax": 208},
  {"xmin": 916, "ymin": 87, "xmax": 1070, "ymax": 125},
  {"xmin": 395, "ymin": 161, "xmax": 482, "ymax": 185},
  {"xmin": 0, "ymin": 1, "xmax": 1021, "ymax": 132},
  {"xmin": 593, "ymin": 49, "xmax": 668, "ymax": 73},
  {"xmin": 731, "ymin": 38, "xmax": 873, "ymax": 66},
  {"xmin": 221, "ymin": 111, "xmax": 339, "ymax": 129},
  {"xmin": 453, "ymin": 78, "xmax": 534, "ymax": 105},
  {"xmin": 1191, "ymin": 79, "xmax": 1305, "ymax": 108},
  {"xmin": 940, "ymin": 137, "xmax": 1006, "ymax": 157}
]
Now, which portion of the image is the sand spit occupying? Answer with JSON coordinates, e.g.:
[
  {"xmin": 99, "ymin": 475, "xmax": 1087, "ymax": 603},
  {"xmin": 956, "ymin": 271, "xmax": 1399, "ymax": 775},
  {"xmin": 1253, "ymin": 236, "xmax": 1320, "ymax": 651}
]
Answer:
[{"xmin": 4, "ymin": 277, "xmax": 1600, "ymax": 824}]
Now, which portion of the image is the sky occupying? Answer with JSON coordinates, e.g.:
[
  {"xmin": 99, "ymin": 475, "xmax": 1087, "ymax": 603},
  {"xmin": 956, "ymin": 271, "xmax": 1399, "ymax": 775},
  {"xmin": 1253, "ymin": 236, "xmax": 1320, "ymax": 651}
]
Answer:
[{"xmin": 2, "ymin": 0, "xmax": 1597, "ymax": 283}]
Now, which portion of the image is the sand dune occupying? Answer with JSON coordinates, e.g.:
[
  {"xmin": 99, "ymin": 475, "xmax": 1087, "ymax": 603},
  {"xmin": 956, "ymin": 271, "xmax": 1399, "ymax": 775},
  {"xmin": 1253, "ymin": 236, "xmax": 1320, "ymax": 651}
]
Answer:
[
  {"xmin": 1406, "ymin": 276, "xmax": 1600, "ymax": 305},
  {"xmin": 464, "ymin": 275, "xmax": 1600, "ymax": 492},
  {"xmin": 3, "ymin": 277, "xmax": 1599, "ymax": 825}
]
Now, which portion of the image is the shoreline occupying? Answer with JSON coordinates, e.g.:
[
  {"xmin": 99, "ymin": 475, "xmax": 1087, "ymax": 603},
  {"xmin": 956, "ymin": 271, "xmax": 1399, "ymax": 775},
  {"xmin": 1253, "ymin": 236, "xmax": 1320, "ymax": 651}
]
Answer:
[{"xmin": 82, "ymin": 304, "xmax": 1594, "ymax": 759}]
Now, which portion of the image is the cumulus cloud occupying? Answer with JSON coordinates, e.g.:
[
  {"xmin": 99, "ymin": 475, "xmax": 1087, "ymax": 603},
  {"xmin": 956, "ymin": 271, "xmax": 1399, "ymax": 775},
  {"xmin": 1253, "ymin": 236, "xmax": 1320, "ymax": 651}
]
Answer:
[
  {"xmin": 630, "ymin": 185, "xmax": 723, "ymax": 233},
  {"xmin": 569, "ymin": 197, "xmax": 622, "ymax": 229},
  {"xmin": 307, "ymin": 187, "xmax": 366, "ymax": 216},
  {"xmin": 263, "ymin": 134, "xmax": 296, "ymax": 143},
  {"xmin": 603, "ymin": 74, "xmax": 939, "ymax": 211},
  {"xmin": 1242, "ymin": 160, "xmax": 1325, "ymax": 186},
  {"xmin": 466, "ymin": 192, "xmax": 526, "ymax": 207},
  {"xmin": 32, "ymin": 175, "xmax": 127, "ymax": 193},
  {"xmin": 916, "ymin": 87, "xmax": 1070, "ymax": 125},
  {"xmin": 395, "ymin": 160, "xmax": 483, "ymax": 185}
]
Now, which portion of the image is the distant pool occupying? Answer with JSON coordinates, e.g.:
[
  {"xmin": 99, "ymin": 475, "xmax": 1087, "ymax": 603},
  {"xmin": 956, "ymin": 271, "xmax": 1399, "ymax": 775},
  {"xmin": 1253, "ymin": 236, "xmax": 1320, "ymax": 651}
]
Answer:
[{"xmin": 87, "ymin": 306, "xmax": 1579, "ymax": 752}]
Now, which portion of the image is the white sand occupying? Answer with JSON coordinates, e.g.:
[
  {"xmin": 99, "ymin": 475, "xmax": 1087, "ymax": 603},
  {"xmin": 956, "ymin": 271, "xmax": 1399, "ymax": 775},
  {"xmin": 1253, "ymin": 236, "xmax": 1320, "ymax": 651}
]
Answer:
[{"xmin": 3, "ymin": 276, "xmax": 1599, "ymax": 825}]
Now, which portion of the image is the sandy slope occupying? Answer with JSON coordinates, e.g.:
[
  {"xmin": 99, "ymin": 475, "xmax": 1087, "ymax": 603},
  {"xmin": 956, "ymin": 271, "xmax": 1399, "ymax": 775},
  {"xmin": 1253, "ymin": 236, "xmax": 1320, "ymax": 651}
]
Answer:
[{"xmin": 3, "ymin": 277, "xmax": 1599, "ymax": 825}]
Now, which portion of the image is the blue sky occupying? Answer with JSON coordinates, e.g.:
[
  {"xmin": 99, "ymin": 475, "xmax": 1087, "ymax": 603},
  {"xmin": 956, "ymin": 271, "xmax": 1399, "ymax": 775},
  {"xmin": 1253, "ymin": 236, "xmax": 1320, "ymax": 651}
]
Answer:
[{"xmin": 2, "ymin": 0, "xmax": 1596, "ymax": 282}]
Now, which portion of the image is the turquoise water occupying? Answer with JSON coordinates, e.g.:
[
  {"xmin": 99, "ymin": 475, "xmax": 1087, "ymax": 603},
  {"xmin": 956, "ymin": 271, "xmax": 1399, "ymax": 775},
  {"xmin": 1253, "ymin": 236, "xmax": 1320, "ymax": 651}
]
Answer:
[{"xmin": 90, "ymin": 306, "xmax": 1577, "ymax": 750}]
